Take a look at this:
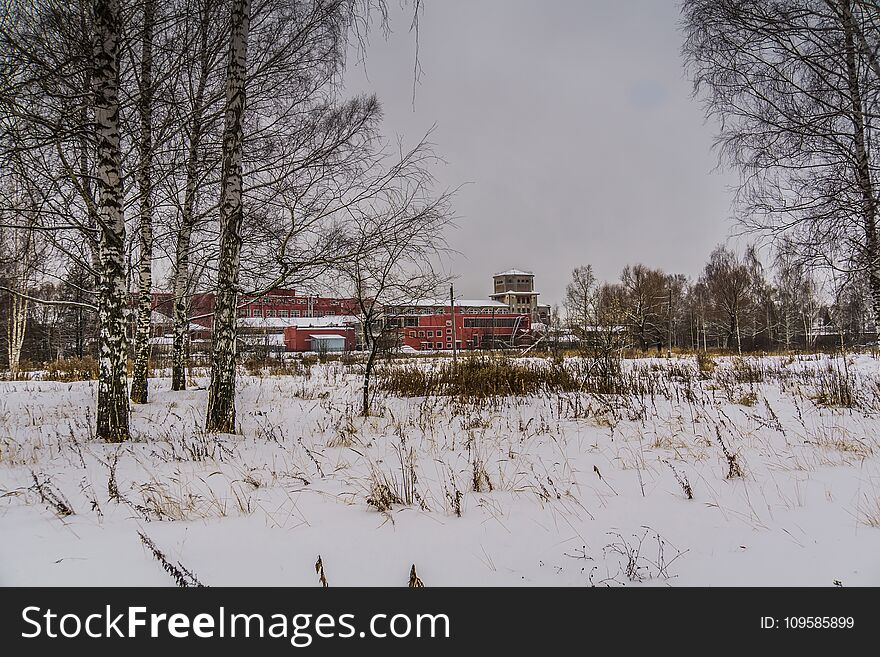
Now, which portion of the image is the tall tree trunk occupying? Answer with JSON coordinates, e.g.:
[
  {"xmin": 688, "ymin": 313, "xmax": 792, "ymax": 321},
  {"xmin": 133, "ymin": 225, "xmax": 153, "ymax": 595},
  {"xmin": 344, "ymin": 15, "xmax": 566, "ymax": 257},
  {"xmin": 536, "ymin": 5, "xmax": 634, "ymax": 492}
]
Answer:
[
  {"xmin": 206, "ymin": 0, "xmax": 250, "ymax": 433},
  {"xmin": 841, "ymin": 0, "xmax": 880, "ymax": 336},
  {"xmin": 131, "ymin": 0, "xmax": 155, "ymax": 404},
  {"xmin": 362, "ymin": 338, "xmax": 378, "ymax": 417},
  {"xmin": 7, "ymin": 294, "xmax": 27, "ymax": 378},
  {"xmin": 171, "ymin": 7, "xmax": 212, "ymax": 391},
  {"xmin": 93, "ymin": 0, "xmax": 130, "ymax": 442},
  {"xmin": 171, "ymin": 222, "xmax": 193, "ymax": 391}
]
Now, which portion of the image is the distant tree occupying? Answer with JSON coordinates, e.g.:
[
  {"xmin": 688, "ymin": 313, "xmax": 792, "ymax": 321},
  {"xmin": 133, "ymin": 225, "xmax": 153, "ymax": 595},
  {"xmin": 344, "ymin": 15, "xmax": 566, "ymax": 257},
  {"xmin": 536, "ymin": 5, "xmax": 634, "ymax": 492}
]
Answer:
[
  {"xmin": 620, "ymin": 264, "xmax": 667, "ymax": 352},
  {"xmin": 700, "ymin": 246, "xmax": 758, "ymax": 354},
  {"xmin": 774, "ymin": 242, "xmax": 819, "ymax": 349},
  {"xmin": 564, "ymin": 265, "xmax": 595, "ymax": 340}
]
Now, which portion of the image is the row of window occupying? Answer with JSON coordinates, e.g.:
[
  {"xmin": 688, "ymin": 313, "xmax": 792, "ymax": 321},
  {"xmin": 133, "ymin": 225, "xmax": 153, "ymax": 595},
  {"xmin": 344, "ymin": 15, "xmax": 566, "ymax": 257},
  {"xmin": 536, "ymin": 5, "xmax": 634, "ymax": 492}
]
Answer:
[
  {"xmin": 462, "ymin": 318, "xmax": 521, "ymax": 328},
  {"xmin": 245, "ymin": 296, "xmax": 347, "ymax": 308},
  {"xmin": 409, "ymin": 328, "xmax": 453, "ymax": 338},
  {"xmin": 237, "ymin": 309, "xmax": 334, "ymax": 318},
  {"xmin": 396, "ymin": 307, "xmax": 503, "ymax": 315},
  {"xmin": 247, "ymin": 297, "xmax": 308, "ymax": 305}
]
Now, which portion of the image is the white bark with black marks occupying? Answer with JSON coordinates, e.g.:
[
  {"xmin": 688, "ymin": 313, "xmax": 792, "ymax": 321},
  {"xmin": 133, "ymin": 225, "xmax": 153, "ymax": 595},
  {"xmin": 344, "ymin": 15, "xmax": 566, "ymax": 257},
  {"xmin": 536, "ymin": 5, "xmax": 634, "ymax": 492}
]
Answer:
[
  {"xmin": 840, "ymin": 0, "xmax": 880, "ymax": 333},
  {"xmin": 131, "ymin": 0, "xmax": 155, "ymax": 404},
  {"xmin": 206, "ymin": 0, "xmax": 249, "ymax": 433},
  {"xmin": 93, "ymin": 0, "xmax": 130, "ymax": 442},
  {"xmin": 7, "ymin": 293, "xmax": 27, "ymax": 378}
]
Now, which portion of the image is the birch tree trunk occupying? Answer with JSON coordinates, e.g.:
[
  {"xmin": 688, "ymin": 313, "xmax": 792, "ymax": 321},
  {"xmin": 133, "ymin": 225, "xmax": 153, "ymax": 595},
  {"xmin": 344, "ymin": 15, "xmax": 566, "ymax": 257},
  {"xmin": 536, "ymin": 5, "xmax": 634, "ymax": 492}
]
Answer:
[
  {"xmin": 206, "ymin": 0, "xmax": 250, "ymax": 433},
  {"xmin": 171, "ymin": 14, "xmax": 212, "ymax": 392},
  {"xmin": 130, "ymin": 0, "xmax": 155, "ymax": 404},
  {"xmin": 7, "ymin": 294, "xmax": 27, "ymax": 378},
  {"xmin": 841, "ymin": 0, "xmax": 880, "ymax": 335},
  {"xmin": 93, "ymin": 0, "xmax": 130, "ymax": 442}
]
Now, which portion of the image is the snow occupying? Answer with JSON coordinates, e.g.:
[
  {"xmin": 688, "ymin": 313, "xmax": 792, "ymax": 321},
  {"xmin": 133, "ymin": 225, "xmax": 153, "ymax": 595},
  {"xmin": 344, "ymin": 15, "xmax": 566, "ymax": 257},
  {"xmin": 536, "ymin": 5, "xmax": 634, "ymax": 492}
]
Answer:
[
  {"xmin": 237, "ymin": 315, "xmax": 358, "ymax": 329},
  {"xmin": 494, "ymin": 269, "xmax": 533, "ymax": 277},
  {"xmin": 2, "ymin": 354, "xmax": 880, "ymax": 586},
  {"xmin": 397, "ymin": 299, "xmax": 509, "ymax": 309}
]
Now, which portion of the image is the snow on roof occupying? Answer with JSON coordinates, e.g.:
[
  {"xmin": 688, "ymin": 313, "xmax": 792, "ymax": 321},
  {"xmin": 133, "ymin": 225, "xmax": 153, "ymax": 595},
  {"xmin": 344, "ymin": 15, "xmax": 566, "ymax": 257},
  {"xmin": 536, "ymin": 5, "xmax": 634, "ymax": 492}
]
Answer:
[
  {"xmin": 150, "ymin": 311, "xmax": 203, "ymax": 332},
  {"xmin": 240, "ymin": 333, "xmax": 286, "ymax": 345},
  {"xmin": 494, "ymin": 269, "xmax": 533, "ymax": 277},
  {"xmin": 399, "ymin": 299, "xmax": 509, "ymax": 308},
  {"xmin": 490, "ymin": 291, "xmax": 539, "ymax": 296},
  {"xmin": 238, "ymin": 315, "xmax": 358, "ymax": 329},
  {"xmin": 309, "ymin": 334, "xmax": 346, "ymax": 340}
]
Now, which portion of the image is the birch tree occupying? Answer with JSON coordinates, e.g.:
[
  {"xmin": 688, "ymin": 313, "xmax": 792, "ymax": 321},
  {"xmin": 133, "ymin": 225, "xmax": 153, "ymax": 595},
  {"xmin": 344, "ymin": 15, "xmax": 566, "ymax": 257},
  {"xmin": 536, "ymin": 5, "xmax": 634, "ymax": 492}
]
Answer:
[
  {"xmin": 564, "ymin": 265, "xmax": 595, "ymax": 340},
  {"xmin": 93, "ymin": 0, "xmax": 130, "ymax": 441},
  {"xmin": 205, "ymin": 0, "xmax": 250, "ymax": 433},
  {"xmin": 682, "ymin": 0, "xmax": 880, "ymax": 332},
  {"xmin": 166, "ymin": 0, "xmax": 227, "ymax": 391},
  {"xmin": 203, "ymin": 0, "xmax": 424, "ymax": 430},
  {"xmin": 700, "ymin": 246, "xmax": 757, "ymax": 354},
  {"xmin": 130, "ymin": 0, "xmax": 156, "ymax": 404}
]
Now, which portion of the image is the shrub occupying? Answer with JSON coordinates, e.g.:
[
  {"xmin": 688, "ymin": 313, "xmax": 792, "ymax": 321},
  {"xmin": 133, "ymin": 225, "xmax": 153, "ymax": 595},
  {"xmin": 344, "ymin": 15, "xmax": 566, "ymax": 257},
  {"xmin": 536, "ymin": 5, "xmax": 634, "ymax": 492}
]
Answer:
[
  {"xmin": 376, "ymin": 356, "xmax": 584, "ymax": 398},
  {"xmin": 42, "ymin": 356, "xmax": 99, "ymax": 381},
  {"xmin": 696, "ymin": 352, "xmax": 716, "ymax": 376}
]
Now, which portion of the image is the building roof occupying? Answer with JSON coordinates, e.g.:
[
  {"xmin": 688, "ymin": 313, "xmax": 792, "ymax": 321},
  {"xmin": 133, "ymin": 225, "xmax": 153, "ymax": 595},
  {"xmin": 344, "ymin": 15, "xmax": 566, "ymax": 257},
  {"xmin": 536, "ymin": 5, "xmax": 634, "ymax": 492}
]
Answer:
[
  {"xmin": 494, "ymin": 269, "xmax": 533, "ymax": 277},
  {"xmin": 309, "ymin": 334, "xmax": 346, "ymax": 340},
  {"xmin": 490, "ymin": 291, "xmax": 539, "ymax": 297},
  {"xmin": 398, "ymin": 299, "xmax": 509, "ymax": 309},
  {"xmin": 150, "ymin": 311, "xmax": 203, "ymax": 332},
  {"xmin": 238, "ymin": 315, "xmax": 358, "ymax": 329}
]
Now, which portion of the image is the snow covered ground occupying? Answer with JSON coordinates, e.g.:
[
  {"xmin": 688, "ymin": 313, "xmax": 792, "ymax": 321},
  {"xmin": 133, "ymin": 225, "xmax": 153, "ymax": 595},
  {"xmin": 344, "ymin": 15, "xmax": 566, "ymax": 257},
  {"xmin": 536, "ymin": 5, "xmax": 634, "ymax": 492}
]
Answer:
[{"xmin": 2, "ymin": 353, "xmax": 879, "ymax": 586}]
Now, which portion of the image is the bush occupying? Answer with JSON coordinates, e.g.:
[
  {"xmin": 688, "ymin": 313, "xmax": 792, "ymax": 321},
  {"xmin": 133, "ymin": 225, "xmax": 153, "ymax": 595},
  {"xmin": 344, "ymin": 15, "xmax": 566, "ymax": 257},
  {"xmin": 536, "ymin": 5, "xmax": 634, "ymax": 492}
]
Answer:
[
  {"xmin": 42, "ymin": 356, "xmax": 99, "ymax": 381},
  {"xmin": 376, "ymin": 356, "xmax": 586, "ymax": 398},
  {"xmin": 696, "ymin": 352, "xmax": 716, "ymax": 375}
]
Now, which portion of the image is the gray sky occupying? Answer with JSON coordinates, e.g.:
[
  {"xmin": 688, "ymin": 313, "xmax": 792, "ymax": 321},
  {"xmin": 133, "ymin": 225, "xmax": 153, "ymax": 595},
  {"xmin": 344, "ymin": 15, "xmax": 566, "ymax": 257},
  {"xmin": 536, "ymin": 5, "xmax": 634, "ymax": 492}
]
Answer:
[{"xmin": 343, "ymin": 0, "xmax": 738, "ymax": 307}]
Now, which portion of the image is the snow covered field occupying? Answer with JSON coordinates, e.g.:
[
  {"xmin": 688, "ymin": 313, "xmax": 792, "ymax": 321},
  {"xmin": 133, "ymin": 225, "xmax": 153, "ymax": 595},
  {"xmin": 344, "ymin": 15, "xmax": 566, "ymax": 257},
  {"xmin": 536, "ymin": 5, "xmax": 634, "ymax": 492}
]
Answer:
[{"xmin": 2, "ymin": 354, "xmax": 879, "ymax": 586}]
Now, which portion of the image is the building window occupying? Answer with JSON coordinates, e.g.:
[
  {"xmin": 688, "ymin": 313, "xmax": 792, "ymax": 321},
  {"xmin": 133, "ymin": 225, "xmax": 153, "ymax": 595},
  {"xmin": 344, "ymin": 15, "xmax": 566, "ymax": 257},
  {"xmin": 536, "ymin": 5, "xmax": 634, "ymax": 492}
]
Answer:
[
  {"xmin": 292, "ymin": 311, "xmax": 300, "ymax": 317},
  {"xmin": 446, "ymin": 328, "xmax": 452, "ymax": 334},
  {"xmin": 436, "ymin": 342, "xmax": 443, "ymax": 349},
  {"xmin": 409, "ymin": 331, "xmax": 416, "ymax": 338},
  {"xmin": 267, "ymin": 310, "xmax": 276, "ymax": 317},
  {"xmin": 427, "ymin": 330, "xmax": 433, "ymax": 337},
  {"xmin": 279, "ymin": 310, "xmax": 288, "ymax": 317},
  {"xmin": 253, "ymin": 309, "xmax": 262, "ymax": 317},
  {"xmin": 418, "ymin": 331, "xmax": 425, "ymax": 337}
]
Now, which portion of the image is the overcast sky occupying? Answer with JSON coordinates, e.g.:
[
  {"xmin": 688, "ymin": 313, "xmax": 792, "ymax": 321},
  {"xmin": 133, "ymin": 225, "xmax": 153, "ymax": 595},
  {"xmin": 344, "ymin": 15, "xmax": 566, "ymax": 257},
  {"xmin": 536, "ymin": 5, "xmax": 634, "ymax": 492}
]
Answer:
[{"xmin": 342, "ymin": 0, "xmax": 738, "ymax": 307}]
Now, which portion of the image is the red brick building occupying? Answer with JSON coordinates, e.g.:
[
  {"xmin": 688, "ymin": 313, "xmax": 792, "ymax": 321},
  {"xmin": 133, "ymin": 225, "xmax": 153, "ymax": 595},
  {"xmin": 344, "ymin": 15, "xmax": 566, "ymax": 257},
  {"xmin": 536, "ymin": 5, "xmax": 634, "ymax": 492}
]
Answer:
[
  {"xmin": 151, "ymin": 288, "xmax": 359, "ymax": 328},
  {"xmin": 283, "ymin": 324, "xmax": 357, "ymax": 352},
  {"xmin": 385, "ymin": 300, "xmax": 531, "ymax": 351}
]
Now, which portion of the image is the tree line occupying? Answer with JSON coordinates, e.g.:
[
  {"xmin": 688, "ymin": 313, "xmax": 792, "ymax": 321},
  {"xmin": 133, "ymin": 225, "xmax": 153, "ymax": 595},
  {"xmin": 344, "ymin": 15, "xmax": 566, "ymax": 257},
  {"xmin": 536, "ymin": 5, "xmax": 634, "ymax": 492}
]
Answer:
[{"xmin": 560, "ymin": 242, "xmax": 873, "ymax": 355}]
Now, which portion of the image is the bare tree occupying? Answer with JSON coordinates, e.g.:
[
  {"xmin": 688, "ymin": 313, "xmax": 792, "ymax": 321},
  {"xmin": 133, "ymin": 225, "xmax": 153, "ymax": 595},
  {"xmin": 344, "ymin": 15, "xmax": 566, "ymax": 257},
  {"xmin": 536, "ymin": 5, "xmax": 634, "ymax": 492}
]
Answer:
[
  {"xmin": 165, "ymin": 0, "xmax": 227, "ymax": 391},
  {"xmin": 682, "ymin": 0, "xmax": 880, "ymax": 333},
  {"xmin": 620, "ymin": 264, "xmax": 667, "ymax": 353},
  {"xmin": 564, "ymin": 264, "xmax": 595, "ymax": 342},
  {"xmin": 700, "ymin": 246, "xmax": 758, "ymax": 354},
  {"xmin": 203, "ymin": 0, "xmax": 426, "ymax": 430},
  {"xmin": 341, "ymin": 185, "xmax": 451, "ymax": 417}
]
